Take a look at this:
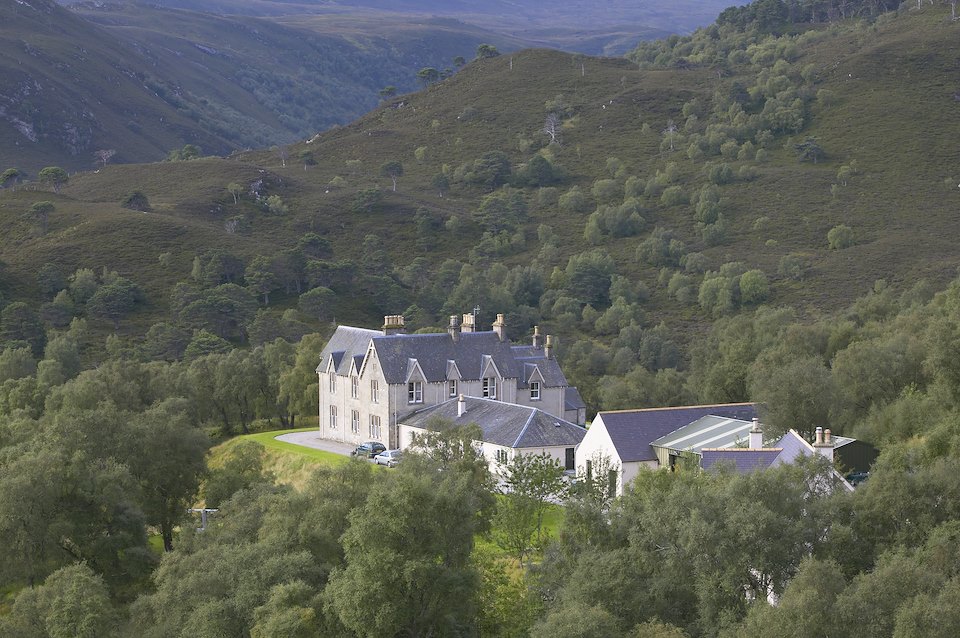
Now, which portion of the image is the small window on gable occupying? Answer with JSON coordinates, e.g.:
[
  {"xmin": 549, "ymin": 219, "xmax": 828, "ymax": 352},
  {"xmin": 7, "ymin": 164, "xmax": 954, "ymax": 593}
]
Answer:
[
  {"xmin": 449, "ymin": 379, "xmax": 457, "ymax": 397},
  {"xmin": 329, "ymin": 372, "xmax": 336, "ymax": 394},
  {"xmin": 530, "ymin": 381, "xmax": 541, "ymax": 401},
  {"xmin": 408, "ymin": 381, "xmax": 423, "ymax": 404},
  {"xmin": 371, "ymin": 380, "xmax": 379, "ymax": 403},
  {"xmin": 351, "ymin": 376, "xmax": 359, "ymax": 399},
  {"xmin": 482, "ymin": 377, "xmax": 497, "ymax": 399}
]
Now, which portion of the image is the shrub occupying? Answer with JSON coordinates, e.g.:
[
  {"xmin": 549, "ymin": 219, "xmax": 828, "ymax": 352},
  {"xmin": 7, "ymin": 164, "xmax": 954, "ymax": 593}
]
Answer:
[{"xmin": 827, "ymin": 224, "xmax": 855, "ymax": 250}]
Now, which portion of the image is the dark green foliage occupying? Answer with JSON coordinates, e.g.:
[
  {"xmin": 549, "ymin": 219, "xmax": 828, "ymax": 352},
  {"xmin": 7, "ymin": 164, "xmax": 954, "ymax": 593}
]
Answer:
[
  {"xmin": 460, "ymin": 151, "xmax": 512, "ymax": 190},
  {"xmin": 38, "ymin": 166, "xmax": 68, "ymax": 193},
  {"xmin": 794, "ymin": 137, "xmax": 824, "ymax": 163},
  {"xmin": 476, "ymin": 43, "xmax": 500, "ymax": 59},
  {"xmin": 166, "ymin": 144, "xmax": 202, "ymax": 161},
  {"xmin": 827, "ymin": 224, "xmax": 855, "ymax": 250},
  {"xmin": 87, "ymin": 277, "xmax": 144, "ymax": 329},
  {"xmin": 36, "ymin": 263, "xmax": 66, "ymax": 299},
  {"xmin": 1, "ymin": 302, "xmax": 46, "ymax": 357},
  {"xmin": 474, "ymin": 188, "xmax": 528, "ymax": 233},
  {"xmin": 350, "ymin": 188, "xmax": 383, "ymax": 214},
  {"xmin": 121, "ymin": 191, "xmax": 151, "ymax": 211}
]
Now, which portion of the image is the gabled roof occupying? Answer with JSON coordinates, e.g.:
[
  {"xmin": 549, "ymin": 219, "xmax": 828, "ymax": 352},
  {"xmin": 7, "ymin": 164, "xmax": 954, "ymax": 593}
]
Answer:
[
  {"xmin": 318, "ymin": 326, "xmax": 570, "ymax": 388},
  {"xmin": 317, "ymin": 326, "xmax": 380, "ymax": 375},
  {"xmin": 400, "ymin": 396, "xmax": 586, "ymax": 449},
  {"xmin": 701, "ymin": 448, "xmax": 784, "ymax": 472},
  {"xmin": 597, "ymin": 403, "xmax": 758, "ymax": 463}
]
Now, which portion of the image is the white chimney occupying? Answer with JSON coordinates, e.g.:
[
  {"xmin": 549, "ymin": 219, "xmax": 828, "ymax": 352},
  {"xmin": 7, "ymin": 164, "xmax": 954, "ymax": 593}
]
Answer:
[
  {"xmin": 382, "ymin": 314, "xmax": 405, "ymax": 335},
  {"xmin": 749, "ymin": 418, "xmax": 763, "ymax": 449},
  {"xmin": 461, "ymin": 313, "xmax": 476, "ymax": 333},
  {"xmin": 457, "ymin": 394, "xmax": 467, "ymax": 417},
  {"xmin": 813, "ymin": 426, "xmax": 834, "ymax": 462}
]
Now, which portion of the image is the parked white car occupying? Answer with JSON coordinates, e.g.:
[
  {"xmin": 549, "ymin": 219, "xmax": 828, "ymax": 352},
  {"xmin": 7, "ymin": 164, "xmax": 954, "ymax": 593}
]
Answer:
[{"xmin": 373, "ymin": 449, "xmax": 403, "ymax": 467}]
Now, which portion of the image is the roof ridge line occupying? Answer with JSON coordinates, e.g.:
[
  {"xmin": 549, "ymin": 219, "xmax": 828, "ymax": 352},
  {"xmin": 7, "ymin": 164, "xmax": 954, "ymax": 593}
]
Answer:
[
  {"xmin": 599, "ymin": 402, "xmax": 755, "ymax": 415},
  {"xmin": 512, "ymin": 409, "xmax": 537, "ymax": 448}
]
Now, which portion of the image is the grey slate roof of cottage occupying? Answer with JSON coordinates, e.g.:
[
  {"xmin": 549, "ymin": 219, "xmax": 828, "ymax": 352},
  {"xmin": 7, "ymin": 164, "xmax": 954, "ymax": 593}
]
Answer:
[
  {"xmin": 400, "ymin": 396, "xmax": 586, "ymax": 449},
  {"xmin": 317, "ymin": 326, "xmax": 568, "ymax": 387},
  {"xmin": 598, "ymin": 403, "xmax": 758, "ymax": 463},
  {"xmin": 701, "ymin": 448, "xmax": 784, "ymax": 473}
]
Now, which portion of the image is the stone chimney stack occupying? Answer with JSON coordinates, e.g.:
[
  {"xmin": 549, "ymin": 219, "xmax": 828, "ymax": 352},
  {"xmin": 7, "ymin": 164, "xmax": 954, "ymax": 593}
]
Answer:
[
  {"xmin": 448, "ymin": 315, "xmax": 461, "ymax": 342},
  {"xmin": 544, "ymin": 335, "xmax": 554, "ymax": 359},
  {"xmin": 813, "ymin": 426, "xmax": 834, "ymax": 462},
  {"xmin": 382, "ymin": 315, "xmax": 405, "ymax": 336},
  {"xmin": 461, "ymin": 313, "xmax": 476, "ymax": 333},
  {"xmin": 532, "ymin": 325, "xmax": 544, "ymax": 349},
  {"xmin": 457, "ymin": 394, "xmax": 467, "ymax": 417},
  {"xmin": 749, "ymin": 418, "xmax": 763, "ymax": 450},
  {"xmin": 492, "ymin": 313, "xmax": 506, "ymax": 341}
]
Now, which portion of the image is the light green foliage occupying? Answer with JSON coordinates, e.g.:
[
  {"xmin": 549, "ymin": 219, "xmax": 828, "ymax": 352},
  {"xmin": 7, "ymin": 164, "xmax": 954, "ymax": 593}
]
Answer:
[
  {"xmin": 476, "ymin": 43, "xmax": 500, "ymax": 59},
  {"xmin": 264, "ymin": 195, "xmax": 289, "ymax": 215},
  {"xmin": 827, "ymin": 224, "xmax": 855, "ymax": 249},
  {"xmin": 739, "ymin": 269, "xmax": 769, "ymax": 305},
  {"xmin": 0, "ymin": 563, "xmax": 117, "ymax": 638},
  {"xmin": 558, "ymin": 185, "xmax": 589, "ymax": 214},
  {"xmin": 636, "ymin": 227, "xmax": 686, "ymax": 267}
]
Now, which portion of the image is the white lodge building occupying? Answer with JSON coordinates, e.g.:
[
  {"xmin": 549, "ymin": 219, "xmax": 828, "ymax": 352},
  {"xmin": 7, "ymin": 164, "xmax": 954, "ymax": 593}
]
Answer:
[{"xmin": 316, "ymin": 313, "xmax": 586, "ymax": 449}]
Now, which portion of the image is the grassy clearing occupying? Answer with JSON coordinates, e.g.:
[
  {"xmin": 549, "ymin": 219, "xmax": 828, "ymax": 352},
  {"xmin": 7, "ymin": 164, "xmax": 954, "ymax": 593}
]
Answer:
[{"xmin": 209, "ymin": 427, "xmax": 352, "ymax": 490}]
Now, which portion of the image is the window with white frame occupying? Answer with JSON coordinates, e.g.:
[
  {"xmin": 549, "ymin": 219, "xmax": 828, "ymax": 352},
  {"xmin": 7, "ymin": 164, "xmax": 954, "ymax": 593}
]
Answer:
[
  {"xmin": 449, "ymin": 379, "xmax": 457, "ymax": 397},
  {"xmin": 369, "ymin": 415, "xmax": 382, "ymax": 439},
  {"xmin": 530, "ymin": 381, "xmax": 541, "ymax": 400},
  {"xmin": 370, "ymin": 380, "xmax": 379, "ymax": 403},
  {"xmin": 329, "ymin": 372, "xmax": 336, "ymax": 393},
  {"xmin": 351, "ymin": 410, "xmax": 360, "ymax": 434},
  {"xmin": 329, "ymin": 405, "xmax": 337, "ymax": 429},
  {"xmin": 408, "ymin": 381, "xmax": 423, "ymax": 403},
  {"xmin": 482, "ymin": 377, "xmax": 497, "ymax": 399},
  {"xmin": 495, "ymin": 448, "xmax": 508, "ymax": 464},
  {"xmin": 351, "ymin": 376, "xmax": 359, "ymax": 399}
]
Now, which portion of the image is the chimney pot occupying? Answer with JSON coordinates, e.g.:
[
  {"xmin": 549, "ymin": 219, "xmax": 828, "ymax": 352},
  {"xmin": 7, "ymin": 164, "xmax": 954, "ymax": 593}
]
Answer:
[
  {"xmin": 383, "ymin": 314, "xmax": 405, "ymax": 335},
  {"xmin": 532, "ymin": 325, "xmax": 544, "ymax": 349},
  {"xmin": 461, "ymin": 313, "xmax": 476, "ymax": 333},
  {"xmin": 492, "ymin": 313, "xmax": 506, "ymax": 341},
  {"xmin": 457, "ymin": 393, "xmax": 467, "ymax": 417},
  {"xmin": 544, "ymin": 335, "xmax": 554, "ymax": 359},
  {"xmin": 448, "ymin": 315, "xmax": 461, "ymax": 342},
  {"xmin": 815, "ymin": 426, "xmax": 823, "ymax": 446}
]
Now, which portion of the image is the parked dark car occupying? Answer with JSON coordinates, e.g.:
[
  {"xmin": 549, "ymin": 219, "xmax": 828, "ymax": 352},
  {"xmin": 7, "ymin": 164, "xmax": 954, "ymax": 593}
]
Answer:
[{"xmin": 352, "ymin": 441, "xmax": 386, "ymax": 458}]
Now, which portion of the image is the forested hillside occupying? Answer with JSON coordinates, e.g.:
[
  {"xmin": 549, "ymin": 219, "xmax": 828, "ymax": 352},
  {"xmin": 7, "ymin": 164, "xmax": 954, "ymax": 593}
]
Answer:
[
  {"xmin": 2, "ymin": 1, "xmax": 960, "ymax": 635},
  {"xmin": 0, "ymin": 0, "xmax": 521, "ymax": 172}
]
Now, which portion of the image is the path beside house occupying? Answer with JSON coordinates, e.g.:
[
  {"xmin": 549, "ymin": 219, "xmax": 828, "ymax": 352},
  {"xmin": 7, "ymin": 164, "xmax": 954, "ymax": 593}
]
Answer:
[{"xmin": 275, "ymin": 431, "xmax": 356, "ymax": 456}]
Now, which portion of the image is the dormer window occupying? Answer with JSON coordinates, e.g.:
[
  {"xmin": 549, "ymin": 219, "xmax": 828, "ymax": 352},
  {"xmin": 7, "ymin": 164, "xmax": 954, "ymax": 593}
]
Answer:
[
  {"xmin": 449, "ymin": 379, "xmax": 457, "ymax": 397},
  {"xmin": 482, "ymin": 377, "xmax": 497, "ymax": 399},
  {"xmin": 530, "ymin": 381, "xmax": 541, "ymax": 401},
  {"xmin": 408, "ymin": 381, "xmax": 423, "ymax": 404}
]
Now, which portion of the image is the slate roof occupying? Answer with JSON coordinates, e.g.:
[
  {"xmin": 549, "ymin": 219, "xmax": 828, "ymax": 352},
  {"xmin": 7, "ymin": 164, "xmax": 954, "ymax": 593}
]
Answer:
[
  {"xmin": 400, "ymin": 396, "xmax": 586, "ymax": 449},
  {"xmin": 770, "ymin": 430, "xmax": 816, "ymax": 466},
  {"xmin": 701, "ymin": 449, "xmax": 784, "ymax": 472},
  {"xmin": 650, "ymin": 416, "xmax": 755, "ymax": 454},
  {"xmin": 317, "ymin": 326, "xmax": 568, "ymax": 388},
  {"xmin": 597, "ymin": 403, "xmax": 758, "ymax": 463},
  {"xmin": 565, "ymin": 386, "xmax": 586, "ymax": 411}
]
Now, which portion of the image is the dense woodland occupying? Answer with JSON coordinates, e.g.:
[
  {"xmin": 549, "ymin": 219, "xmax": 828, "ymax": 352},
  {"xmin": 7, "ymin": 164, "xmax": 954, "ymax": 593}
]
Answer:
[{"xmin": 2, "ymin": 0, "xmax": 960, "ymax": 635}]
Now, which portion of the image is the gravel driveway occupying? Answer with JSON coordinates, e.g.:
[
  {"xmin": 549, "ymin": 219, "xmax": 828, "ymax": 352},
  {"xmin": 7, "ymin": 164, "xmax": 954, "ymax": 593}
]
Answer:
[{"xmin": 275, "ymin": 431, "xmax": 355, "ymax": 456}]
